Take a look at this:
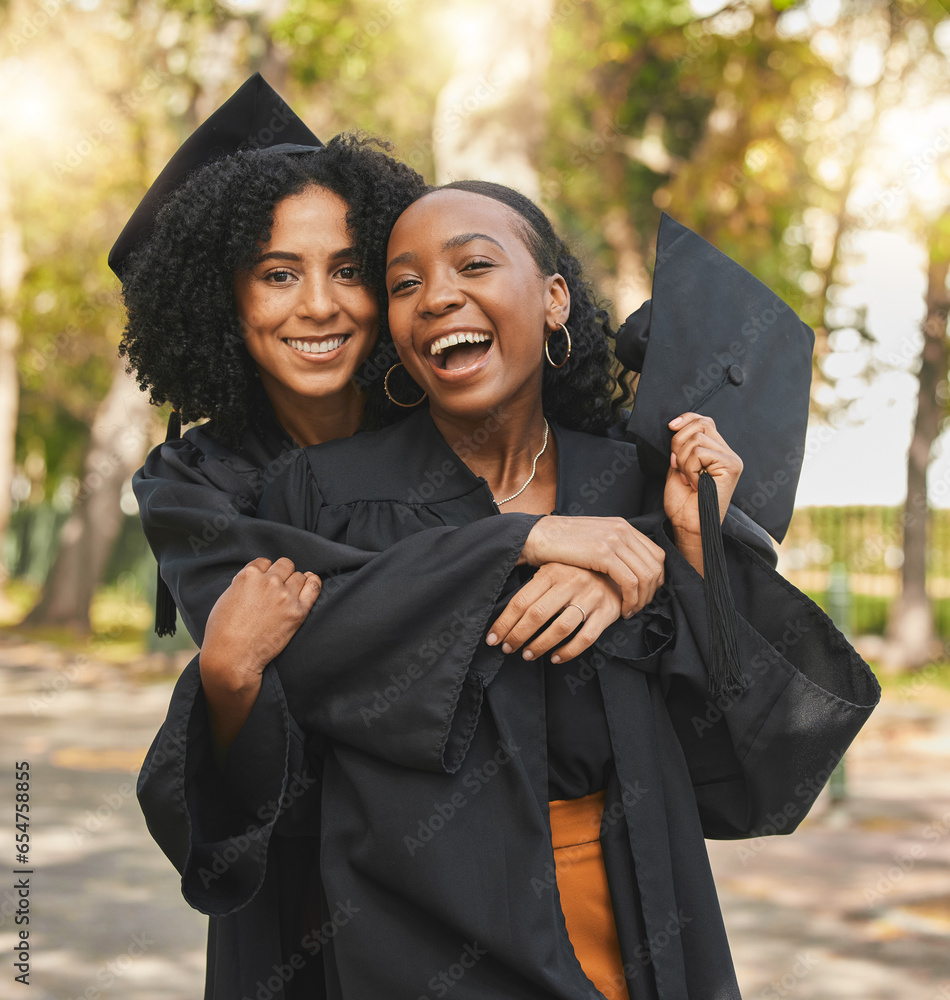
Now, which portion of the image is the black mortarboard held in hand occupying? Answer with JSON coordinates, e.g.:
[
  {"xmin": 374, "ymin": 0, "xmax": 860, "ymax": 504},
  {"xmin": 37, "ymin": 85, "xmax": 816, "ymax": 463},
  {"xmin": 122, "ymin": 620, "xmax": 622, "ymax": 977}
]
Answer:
[
  {"xmin": 110, "ymin": 73, "xmax": 322, "ymax": 635},
  {"xmin": 616, "ymin": 213, "xmax": 814, "ymax": 693}
]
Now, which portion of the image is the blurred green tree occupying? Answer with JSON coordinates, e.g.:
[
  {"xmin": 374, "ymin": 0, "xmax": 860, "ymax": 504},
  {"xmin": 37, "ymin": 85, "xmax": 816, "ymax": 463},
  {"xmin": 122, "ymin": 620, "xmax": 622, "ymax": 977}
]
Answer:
[{"xmin": 2, "ymin": 0, "xmax": 948, "ymax": 655}]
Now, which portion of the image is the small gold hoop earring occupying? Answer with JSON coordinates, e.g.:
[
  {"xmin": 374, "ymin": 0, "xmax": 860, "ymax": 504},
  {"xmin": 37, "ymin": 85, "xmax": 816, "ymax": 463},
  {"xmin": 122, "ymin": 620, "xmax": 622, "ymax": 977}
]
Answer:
[
  {"xmin": 545, "ymin": 323, "xmax": 572, "ymax": 369},
  {"xmin": 384, "ymin": 363, "xmax": 427, "ymax": 408}
]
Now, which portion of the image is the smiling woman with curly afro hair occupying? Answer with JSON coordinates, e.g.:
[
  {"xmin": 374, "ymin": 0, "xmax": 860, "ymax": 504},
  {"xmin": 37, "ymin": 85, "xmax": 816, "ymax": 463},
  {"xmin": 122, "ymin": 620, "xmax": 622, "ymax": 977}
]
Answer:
[{"xmin": 120, "ymin": 134, "xmax": 426, "ymax": 444}]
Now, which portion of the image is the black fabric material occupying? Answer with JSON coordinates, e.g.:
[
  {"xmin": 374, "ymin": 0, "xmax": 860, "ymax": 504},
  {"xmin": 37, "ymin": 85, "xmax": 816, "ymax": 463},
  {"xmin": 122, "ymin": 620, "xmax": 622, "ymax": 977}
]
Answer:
[
  {"xmin": 697, "ymin": 469, "xmax": 742, "ymax": 694},
  {"xmin": 616, "ymin": 214, "xmax": 815, "ymax": 543},
  {"xmin": 154, "ymin": 410, "xmax": 183, "ymax": 636},
  {"xmin": 109, "ymin": 73, "xmax": 321, "ymax": 280},
  {"xmin": 134, "ymin": 408, "xmax": 539, "ymax": 996},
  {"xmin": 138, "ymin": 408, "xmax": 879, "ymax": 999}
]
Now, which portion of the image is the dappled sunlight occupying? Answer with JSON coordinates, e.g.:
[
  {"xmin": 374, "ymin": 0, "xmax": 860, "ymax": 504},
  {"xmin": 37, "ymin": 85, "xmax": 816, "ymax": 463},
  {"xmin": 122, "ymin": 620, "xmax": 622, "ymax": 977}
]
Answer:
[{"xmin": 1, "ymin": 0, "xmax": 949, "ymax": 995}]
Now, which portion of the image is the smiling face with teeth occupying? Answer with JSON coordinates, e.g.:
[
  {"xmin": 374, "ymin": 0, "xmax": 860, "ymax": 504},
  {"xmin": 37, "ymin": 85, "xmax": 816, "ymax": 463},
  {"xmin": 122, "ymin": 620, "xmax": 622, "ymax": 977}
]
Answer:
[
  {"xmin": 234, "ymin": 185, "xmax": 378, "ymax": 442},
  {"xmin": 386, "ymin": 189, "xmax": 569, "ymax": 426}
]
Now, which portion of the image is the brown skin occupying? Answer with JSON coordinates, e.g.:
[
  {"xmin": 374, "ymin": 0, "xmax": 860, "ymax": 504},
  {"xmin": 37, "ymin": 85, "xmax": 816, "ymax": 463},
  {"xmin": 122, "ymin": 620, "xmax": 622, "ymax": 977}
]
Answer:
[
  {"xmin": 200, "ymin": 559, "xmax": 322, "ymax": 767},
  {"xmin": 386, "ymin": 189, "xmax": 668, "ymax": 662},
  {"xmin": 664, "ymin": 412, "xmax": 744, "ymax": 575},
  {"xmin": 234, "ymin": 185, "xmax": 378, "ymax": 448}
]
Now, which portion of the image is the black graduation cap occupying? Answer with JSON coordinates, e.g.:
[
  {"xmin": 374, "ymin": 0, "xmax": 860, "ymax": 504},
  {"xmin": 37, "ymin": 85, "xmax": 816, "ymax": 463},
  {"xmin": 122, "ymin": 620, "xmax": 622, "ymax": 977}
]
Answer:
[
  {"xmin": 616, "ymin": 213, "xmax": 815, "ymax": 692},
  {"xmin": 111, "ymin": 73, "xmax": 321, "ymax": 636},
  {"xmin": 108, "ymin": 72, "xmax": 322, "ymax": 281}
]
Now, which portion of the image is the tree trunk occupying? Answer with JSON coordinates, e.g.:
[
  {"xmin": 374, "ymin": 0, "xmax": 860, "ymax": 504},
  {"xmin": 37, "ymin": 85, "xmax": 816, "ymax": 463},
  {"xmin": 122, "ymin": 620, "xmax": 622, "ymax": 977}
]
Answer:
[
  {"xmin": 0, "ymin": 164, "xmax": 26, "ymax": 594},
  {"xmin": 600, "ymin": 205, "xmax": 652, "ymax": 321},
  {"xmin": 885, "ymin": 257, "xmax": 949, "ymax": 670},
  {"xmin": 432, "ymin": 0, "xmax": 553, "ymax": 199},
  {"xmin": 23, "ymin": 360, "xmax": 153, "ymax": 631}
]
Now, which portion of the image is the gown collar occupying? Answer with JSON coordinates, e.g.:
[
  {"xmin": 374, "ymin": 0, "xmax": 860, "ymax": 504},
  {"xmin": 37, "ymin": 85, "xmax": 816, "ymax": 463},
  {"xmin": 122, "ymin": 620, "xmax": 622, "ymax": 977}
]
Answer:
[
  {"xmin": 406, "ymin": 408, "xmax": 571, "ymax": 516},
  {"xmin": 397, "ymin": 409, "xmax": 643, "ymax": 520}
]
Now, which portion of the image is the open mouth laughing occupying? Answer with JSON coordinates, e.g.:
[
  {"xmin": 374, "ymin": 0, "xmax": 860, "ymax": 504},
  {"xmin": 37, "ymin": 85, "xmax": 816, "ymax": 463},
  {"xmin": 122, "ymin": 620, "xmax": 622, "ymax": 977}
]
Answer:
[{"xmin": 427, "ymin": 331, "xmax": 494, "ymax": 372}]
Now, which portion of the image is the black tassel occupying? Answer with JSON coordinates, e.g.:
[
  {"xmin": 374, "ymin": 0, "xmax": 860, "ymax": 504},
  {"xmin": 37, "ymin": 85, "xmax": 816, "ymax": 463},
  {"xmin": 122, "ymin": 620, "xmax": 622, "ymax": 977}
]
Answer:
[
  {"xmin": 165, "ymin": 408, "xmax": 181, "ymax": 442},
  {"xmin": 155, "ymin": 571, "xmax": 177, "ymax": 637},
  {"xmin": 698, "ymin": 470, "xmax": 741, "ymax": 695},
  {"xmin": 153, "ymin": 408, "xmax": 180, "ymax": 637}
]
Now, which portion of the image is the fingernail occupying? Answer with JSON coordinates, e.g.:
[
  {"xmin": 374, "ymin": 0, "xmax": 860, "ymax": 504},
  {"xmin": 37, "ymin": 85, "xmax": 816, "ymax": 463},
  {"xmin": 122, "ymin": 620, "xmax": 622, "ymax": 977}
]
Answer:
[
  {"xmin": 669, "ymin": 416, "xmax": 683, "ymax": 428},
  {"xmin": 502, "ymin": 642, "xmax": 512, "ymax": 654},
  {"xmin": 623, "ymin": 611, "xmax": 634, "ymax": 620},
  {"xmin": 522, "ymin": 650, "xmax": 534, "ymax": 661},
  {"xmin": 486, "ymin": 633, "xmax": 497, "ymax": 645},
  {"xmin": 550, "ymin": 654, "xmax": 561, "ymax": 664}
]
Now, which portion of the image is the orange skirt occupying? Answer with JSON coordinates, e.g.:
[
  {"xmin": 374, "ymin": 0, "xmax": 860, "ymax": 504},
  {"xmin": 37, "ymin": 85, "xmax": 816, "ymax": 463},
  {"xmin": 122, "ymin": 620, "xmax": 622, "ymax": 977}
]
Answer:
[{"xmin": 549, "ymin": 790, "xmax": 630, "ymax": 1000}]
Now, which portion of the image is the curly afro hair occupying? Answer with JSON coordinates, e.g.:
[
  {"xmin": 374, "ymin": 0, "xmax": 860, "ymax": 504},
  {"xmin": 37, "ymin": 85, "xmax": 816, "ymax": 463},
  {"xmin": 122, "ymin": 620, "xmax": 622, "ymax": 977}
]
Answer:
[
  {"xmin": 119, "ymin": 134, "xmax": 427, "ymax": 444},
  {"xmin": 377, "ymin": 180, "xmax": 632, "ymax": 435}
]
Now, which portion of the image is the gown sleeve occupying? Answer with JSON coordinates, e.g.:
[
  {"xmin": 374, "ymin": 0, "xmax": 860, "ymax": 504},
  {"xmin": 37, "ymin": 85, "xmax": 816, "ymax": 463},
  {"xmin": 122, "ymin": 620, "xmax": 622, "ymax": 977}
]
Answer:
[
  {"xmin": 136, "ymin": 655, "xmax": 316, "ymax": 915},
  {"xmin": 594, "ymin": 461, "xmax": 874, "ymax": 839},
  {"xmin": 635, "ymin": 517, "xmax": 880, "ymax": 839}
]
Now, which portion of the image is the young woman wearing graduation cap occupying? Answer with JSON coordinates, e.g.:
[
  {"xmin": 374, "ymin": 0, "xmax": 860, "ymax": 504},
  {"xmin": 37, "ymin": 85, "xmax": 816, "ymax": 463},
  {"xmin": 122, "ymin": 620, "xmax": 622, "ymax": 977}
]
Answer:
[
  {"xmin": 121, "ymin": 78, "xmax": 678, "ymax": 999},
  {"xmin": 210, "ymin": 180, "xmax": 880, "ymax": 1000}
]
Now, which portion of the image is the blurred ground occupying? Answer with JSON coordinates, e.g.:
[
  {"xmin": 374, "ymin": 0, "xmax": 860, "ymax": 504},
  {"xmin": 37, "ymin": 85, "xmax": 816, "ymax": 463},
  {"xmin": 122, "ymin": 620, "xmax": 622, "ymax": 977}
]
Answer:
[
  {"xmin": 0, "ymin": 633, "xmax": 948, "ymax": 1000},
  {"xmin": 709, "ymin": 691, "xmax": 950, "ymax": 1000}
]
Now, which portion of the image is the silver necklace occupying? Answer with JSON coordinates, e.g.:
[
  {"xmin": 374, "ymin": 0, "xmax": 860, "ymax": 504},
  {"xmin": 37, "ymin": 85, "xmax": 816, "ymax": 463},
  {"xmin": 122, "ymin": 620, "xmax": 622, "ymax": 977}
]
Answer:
[{"xmin": 496, "ymin": 419, "xmax": 550, "ymax": 505}]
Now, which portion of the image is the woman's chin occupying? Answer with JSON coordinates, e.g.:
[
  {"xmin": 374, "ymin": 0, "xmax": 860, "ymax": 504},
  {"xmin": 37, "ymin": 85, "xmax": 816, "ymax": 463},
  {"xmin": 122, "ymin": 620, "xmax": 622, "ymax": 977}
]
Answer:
[{"xmin": 425, "ymin": 383, "xmax": 513, "ymax": 427}]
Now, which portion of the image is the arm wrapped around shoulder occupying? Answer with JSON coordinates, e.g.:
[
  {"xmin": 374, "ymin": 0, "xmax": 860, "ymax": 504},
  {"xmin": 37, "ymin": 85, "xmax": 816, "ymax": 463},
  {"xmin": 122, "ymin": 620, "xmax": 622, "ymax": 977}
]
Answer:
[
  {"xmin": 655, "ymin": 524, "xmax": 880, "ymax": 839},
  {"xmin": 256, "ymin": 449, "xmax": 544, "ymax": 775}
]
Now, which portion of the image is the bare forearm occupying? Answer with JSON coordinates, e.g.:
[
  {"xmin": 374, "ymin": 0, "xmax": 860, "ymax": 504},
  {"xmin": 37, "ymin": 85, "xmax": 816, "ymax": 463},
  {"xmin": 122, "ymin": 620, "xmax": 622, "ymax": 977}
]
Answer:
[
  {"xmin": 199, "ymin": 659, "xmax": 263, "ymax": 768},
  {"xmin": 673, "ymin": 526, "xmax": 704, "ymax": 577}
]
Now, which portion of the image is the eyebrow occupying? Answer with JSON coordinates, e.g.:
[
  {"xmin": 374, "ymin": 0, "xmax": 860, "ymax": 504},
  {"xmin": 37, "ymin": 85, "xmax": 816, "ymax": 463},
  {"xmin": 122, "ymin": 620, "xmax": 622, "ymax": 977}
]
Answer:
[
  {"xmin": 444, "ymin": 232, "xmax": 505, "ymax": 252},
  {"xmin": 255, "ymin": 246, "xmax": 359, "ymax": 264},
  {"xmin": 386, "ymin": 232, "xmax": 506, "ymax": 272}
]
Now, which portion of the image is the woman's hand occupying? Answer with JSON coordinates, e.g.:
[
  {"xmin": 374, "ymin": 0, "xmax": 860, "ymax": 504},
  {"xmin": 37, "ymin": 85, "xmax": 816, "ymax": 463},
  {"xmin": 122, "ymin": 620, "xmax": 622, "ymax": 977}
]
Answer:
[
  {"xmin": 663, "ymin": 413, "xmax": 743, "ymax": 575},
  {"xmin": 199, "ymin": 557, "xmax": 322, "ymax": 760},
  {"xmin": 486, "ymin": 563, "xmax": 626, "ymax": 664},
  {"xmin": 663, "ymin": 412, "xmax": 743, "ymax": 536},
  {"xmin": 520, "ymin": 516, "xmax": 665, "ymax": 618}
]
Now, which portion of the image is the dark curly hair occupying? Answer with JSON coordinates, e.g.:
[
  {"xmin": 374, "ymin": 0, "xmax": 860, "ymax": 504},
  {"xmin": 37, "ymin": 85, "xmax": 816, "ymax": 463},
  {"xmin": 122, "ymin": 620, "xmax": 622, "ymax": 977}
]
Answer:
[
  {"xmin": 378, "ymin": 180, "xmax": 632, "ymax": 435},
  {"xmin": 119, "ymin": 134, "xmax": 426, "ymax": 444}
]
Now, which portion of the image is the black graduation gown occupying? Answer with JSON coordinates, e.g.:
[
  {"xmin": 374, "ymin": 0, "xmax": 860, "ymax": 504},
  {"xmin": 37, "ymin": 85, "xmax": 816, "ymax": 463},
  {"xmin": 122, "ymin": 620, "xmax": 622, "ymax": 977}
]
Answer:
[
  {"xmin": 134, "ymin": 412, "xmax": 542, "ymax": 997},
  {"xmin": 136, "ymin": 408, "xmax": 878, "ymax": 999},
  {"xmin": 238, "ymin": 410, "xmax": 877, "ymax": 999}
]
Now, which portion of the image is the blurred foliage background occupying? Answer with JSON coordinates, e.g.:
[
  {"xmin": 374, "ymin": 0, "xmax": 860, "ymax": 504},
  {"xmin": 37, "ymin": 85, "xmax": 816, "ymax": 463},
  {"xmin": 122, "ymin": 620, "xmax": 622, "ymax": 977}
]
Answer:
[{"xmin": 0, "ymin": 0, "xmax": 949, "ymax": 670}]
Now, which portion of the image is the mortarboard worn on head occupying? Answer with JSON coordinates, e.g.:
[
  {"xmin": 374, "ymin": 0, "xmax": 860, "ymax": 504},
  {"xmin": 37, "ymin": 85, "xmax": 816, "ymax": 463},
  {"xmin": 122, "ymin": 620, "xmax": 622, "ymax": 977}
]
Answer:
[
  {"xmin": 615, "ymin": 213, "xmax": 815, "ymax": 693},
  {"xmin": 108, "ymin": 72, "xmax": 322, "ymax": 281},
  {"xmin": 111, "ymin": 73, "xmax": 322, "ymax": 636}
]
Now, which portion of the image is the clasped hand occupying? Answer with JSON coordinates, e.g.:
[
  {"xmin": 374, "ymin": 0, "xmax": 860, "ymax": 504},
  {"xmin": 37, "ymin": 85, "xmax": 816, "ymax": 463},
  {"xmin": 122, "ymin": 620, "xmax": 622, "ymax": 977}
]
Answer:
[
  {"xmin": 492, "ymin": 515, "xmax": 665, "ymax": 663},
  {"xmin": 200, "ymin": 557, "xmax": 322, "ymax": 693},
  {"xmin": 663, "ymin": 412, "xmax": 743, "ymax": 536}
]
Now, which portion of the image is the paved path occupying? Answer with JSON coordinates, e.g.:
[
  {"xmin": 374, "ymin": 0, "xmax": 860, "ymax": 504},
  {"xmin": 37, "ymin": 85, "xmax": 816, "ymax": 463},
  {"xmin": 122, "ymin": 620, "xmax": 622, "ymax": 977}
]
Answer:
[
  {"xmin": 709, "ymin": 697, "xmax": 950, "ymax": 999},
  {"xmin": 0, "ymin": 634, "xmax": 948, "ymax": 999},
  {"xmin": 0, "ymin": 638, "xmax": 206, "ymax": 1000}
]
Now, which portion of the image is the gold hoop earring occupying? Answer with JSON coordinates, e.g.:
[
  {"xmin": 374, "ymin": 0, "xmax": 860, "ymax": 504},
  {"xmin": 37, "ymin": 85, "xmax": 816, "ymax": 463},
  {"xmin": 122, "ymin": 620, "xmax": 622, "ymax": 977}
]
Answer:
[
  {"xmin": 384, "ymin": 363, "xmax": 427, "ymax": 408},
  {"xmin": 545, "ymin": 323, "xmax": 572, "ymax": 369}
]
